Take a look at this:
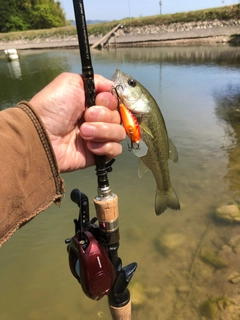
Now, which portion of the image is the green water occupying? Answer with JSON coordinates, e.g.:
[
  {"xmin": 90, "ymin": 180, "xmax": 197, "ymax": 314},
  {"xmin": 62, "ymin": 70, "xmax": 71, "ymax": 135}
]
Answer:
[{"xmin": 1, "ymin": 46, "xmax": 240, "ymax": 319}]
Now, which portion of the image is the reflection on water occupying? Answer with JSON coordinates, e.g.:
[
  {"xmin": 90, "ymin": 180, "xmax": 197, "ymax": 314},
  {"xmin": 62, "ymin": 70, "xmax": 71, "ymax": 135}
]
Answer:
[
  {"xmin": 0, "ymin": 50, "xmax": 73, "ymax": 110},
  {"xmin": 7, "ymin": 59, "xmax": 22, "ymax": 80},
  {"xmin": 1, "ymin": 46, "xmax": 240, "ymax": 319},
  {"xmin": 215, "ymin": 84, "xmax": 240, "ymax": 199},
  {"xmin": 92, "ymin": 45, "xmax": 240, "ymax": 69}
]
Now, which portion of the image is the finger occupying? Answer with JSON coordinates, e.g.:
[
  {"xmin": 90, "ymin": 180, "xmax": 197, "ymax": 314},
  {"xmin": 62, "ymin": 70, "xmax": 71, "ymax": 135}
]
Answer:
[
  {"xmin": 95, "ymin": 92, "xmax": 118, "ymax": 111},
  {"xmin": 84, "ymin": 106, "xmax": 121, "ymax": 124},
  {"xmin": 94, "ymin": 74, "xmax": 113, "ymax": 93},
  {"xmin": 86, "ymin": 141, "xmax": 123, "ymax": 159},
  {"xmin": 80, "ymin": 123, "xmax": 126, "ymax": 142}
]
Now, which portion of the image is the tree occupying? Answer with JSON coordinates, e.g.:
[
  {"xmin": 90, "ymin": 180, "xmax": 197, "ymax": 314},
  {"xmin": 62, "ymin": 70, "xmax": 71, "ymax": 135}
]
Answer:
[
  {"xmin": 0, "ymin": 0, "xmax": 66, "ymax": 32},
  {"xmin": 31, "ymin": 3, "xmax": 65, "ymax": 29}
]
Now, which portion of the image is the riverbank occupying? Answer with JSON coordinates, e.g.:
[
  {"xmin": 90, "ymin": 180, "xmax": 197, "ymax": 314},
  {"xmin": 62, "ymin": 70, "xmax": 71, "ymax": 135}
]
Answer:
[
  {"xmin": 107, "ymin": 24, "xmax": 240, "ymax": 47},
  {"xmin": 0, "ymin": 22, "xmax": 240, "ymax": 50}
]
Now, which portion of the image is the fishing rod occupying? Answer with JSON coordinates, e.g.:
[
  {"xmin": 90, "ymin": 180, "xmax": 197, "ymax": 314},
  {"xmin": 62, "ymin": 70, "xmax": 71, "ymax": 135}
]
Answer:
[{"xmin": 65, "ymin": 1, "xmax": 137, "ymax": 319}]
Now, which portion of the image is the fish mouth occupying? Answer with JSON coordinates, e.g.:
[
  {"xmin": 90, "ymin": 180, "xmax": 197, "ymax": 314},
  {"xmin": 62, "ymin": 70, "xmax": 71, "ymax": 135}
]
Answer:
[
  {"xmin": 111, "ymin": 69, "xmax": 149, "ymax": 116},
  {"xmin": 111, "ymin": 69, "xmax": 125, "ymax": 99},
  {"xmin": 111, "ymin": 69, "xmax": 121, "ymax": 83},
  {"xmin": 112, "ymin": 69, "xmax": 125, "ymax": 93},
  {"xmin": 111, "ymin": 85, "xmax": 123, "ymax": 101}
]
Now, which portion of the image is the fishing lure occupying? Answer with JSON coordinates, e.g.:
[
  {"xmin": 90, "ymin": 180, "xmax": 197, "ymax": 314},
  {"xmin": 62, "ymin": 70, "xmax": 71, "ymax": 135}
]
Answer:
[
  {"xmin": 118, "ymin": 101, "xmax": 148, "ymax": 157},
  {"xmin": 111, "ymin": 85, "xmax": 148, "ymax": 157},
  {"xmin": 119, "ymin": 102, "xmax": 141, "ymax": 144}
]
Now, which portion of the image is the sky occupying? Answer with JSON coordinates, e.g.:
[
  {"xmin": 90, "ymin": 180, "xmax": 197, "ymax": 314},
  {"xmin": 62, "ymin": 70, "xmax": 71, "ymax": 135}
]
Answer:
[{"xmin": 59, "ymin": 0, "xmax": 239, "ymax": 21}]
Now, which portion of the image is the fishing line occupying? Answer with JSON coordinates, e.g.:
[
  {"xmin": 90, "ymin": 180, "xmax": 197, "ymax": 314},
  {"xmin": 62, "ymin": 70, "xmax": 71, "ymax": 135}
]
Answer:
[
  {"xmin": 127, "ymin": 0, "xmax": 134, "ymax": 48},
  {"xmin": 128, "ymin": 0, "xmax": 131, "ymax": 17},
  {"xmin": 62, "ymin": 0, "xmax": 70, "ymax": 50}
]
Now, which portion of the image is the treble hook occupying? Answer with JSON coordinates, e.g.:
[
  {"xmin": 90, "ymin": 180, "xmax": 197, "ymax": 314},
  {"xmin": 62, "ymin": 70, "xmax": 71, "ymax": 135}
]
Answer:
[
  {"xmin": 111, "ymin": 84, "xmax": 124, "ymax": 120},
  {"xmin": 127, "ymin": 140, "xmax": 140, "ymax": 152},
  {"xmin": 111, "ymin": 85, "xmax": 123, "ymax": 102}
]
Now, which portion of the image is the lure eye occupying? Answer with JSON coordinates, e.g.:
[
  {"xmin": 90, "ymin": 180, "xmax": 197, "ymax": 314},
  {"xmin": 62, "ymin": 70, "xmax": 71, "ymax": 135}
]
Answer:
[{"xmin": 128, "ymin": 78, "xmax": 136, "ymax": 87}]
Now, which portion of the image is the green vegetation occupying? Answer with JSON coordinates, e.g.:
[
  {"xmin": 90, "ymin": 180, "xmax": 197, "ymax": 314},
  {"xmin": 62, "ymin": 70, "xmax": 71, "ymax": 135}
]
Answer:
[
  {"xmin": 0, "ymin": 26, "xmax": 75, "ymax": 43},
  {"xmin": 87, "ymin": 4, "xmax": 240, "ymax": 36},
  {"xmin": 0, "ymin": 0, "xmax": 65, "ymax": 32},
  {"xmin": 0, "ymin": 4, "xmax": 239, "ymax": 42}
]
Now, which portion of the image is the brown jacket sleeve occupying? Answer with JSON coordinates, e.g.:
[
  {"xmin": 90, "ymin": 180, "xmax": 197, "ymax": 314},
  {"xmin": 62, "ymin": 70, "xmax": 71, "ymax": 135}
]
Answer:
[{"xmin": 0, "ymin": 101, "xmax": 65, "ymax": 247}]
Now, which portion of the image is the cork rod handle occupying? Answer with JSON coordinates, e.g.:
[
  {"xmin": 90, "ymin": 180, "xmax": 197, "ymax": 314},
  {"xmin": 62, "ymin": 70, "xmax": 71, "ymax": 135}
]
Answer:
[
  {"xmin": 109, "ymin": 300, "xmax": 131, "ymax": 320},
  {"xmin": 94, "ymin": 194, "xmax": 119, "ymax": 222}
]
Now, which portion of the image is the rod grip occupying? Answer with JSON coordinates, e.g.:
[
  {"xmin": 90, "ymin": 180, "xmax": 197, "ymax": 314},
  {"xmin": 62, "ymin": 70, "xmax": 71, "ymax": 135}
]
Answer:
[
  {"xmin": 93, "ymin": 194, "xmax": 119, "ymax": 222},
  {"xmin": 109, "ymin": 299, "xmax": 131, "ymax": 320}
]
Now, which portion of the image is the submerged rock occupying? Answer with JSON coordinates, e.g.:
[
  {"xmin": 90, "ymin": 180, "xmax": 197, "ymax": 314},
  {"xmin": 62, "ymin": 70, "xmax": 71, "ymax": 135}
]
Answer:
[
  {"xmin": 228, "ymin": 272, "xmax": 240, "ymax": 284},
  {"xmin": 200, "ymin": 246, "xmax": 228, "ymax": 269},
  {"xmin": 156, "ymin": 232, "xmax": 186, "ymax": 255},
  {"xmin": 229, "ymin": 234, "xmax": 240, "ymax": 254},
  {"xmin": 176, "ymin": 285, "xmax": 190, "ymax": 294},
  {"xmin": 199, "ymin": 297, "xmax": 234, "ymax": 319},
  {"xmin": 129, "ymin": 281, "xmax": 147, "ymax": 307},
  {"xmin": 145, "ymin": 286, "xmax": 161, "ymax": 298},
  {"xmin": 97, "ymin": 311, "xmax": 106, "ymax": 318},
  {"xmin": 214, "ymin": 204, "xmax": 240, "ymax": 223},
  {"xmin": 200, "ymin": 298, "xmax": 218, "ymax": 319}
]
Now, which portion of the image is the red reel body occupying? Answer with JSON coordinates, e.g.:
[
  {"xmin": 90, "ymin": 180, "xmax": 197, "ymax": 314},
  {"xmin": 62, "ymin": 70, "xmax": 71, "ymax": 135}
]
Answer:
[{"xmin": 68, "ymin": 230, "xmax": 115, "ymax": 300}]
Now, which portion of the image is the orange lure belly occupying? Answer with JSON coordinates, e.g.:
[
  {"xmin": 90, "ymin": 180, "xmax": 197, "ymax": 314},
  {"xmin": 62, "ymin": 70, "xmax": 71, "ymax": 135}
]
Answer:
[{"xmin": 119, "ymin": 103, "xmax": 141, "ymax": 143}]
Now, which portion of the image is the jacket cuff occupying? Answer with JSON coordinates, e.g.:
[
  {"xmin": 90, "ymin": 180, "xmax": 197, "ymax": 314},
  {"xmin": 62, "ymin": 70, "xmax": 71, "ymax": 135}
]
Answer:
[
  {"xmin": 0, "ymin": 101, "xmax": 65, "ymax": 246},
  {"xmin": 17, "ymin": 101, "xmax": 64, "ymax": 200}
]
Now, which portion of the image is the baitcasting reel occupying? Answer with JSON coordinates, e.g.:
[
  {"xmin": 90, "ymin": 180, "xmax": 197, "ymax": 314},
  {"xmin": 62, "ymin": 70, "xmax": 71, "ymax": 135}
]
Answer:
[{"xmin": 65, "ymin": 189, "xmax": 115, "ymax": 301}]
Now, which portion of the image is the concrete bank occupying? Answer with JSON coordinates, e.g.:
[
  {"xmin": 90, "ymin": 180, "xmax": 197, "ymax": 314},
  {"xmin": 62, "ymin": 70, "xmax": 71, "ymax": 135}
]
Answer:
[
  {"xmin": 0, "ymin": 25, "xmax": 240, "ymax": 51},
  {"xmin": 108, "ymin": 25, "xmax": 240, "ymax": 47}
]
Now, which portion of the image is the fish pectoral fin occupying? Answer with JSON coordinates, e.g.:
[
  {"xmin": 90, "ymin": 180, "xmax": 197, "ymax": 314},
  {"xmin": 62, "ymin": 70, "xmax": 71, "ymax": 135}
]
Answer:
[
  {"xmin": 138, "ymin": 158, "xmax": 149, "ymax": 178},
  {"xmin": 168, "ymin": 138, "xmax": 178, "ymax": 163},
  {"xmin": 132, "ymin": 140, "xmax": 148, "ymax": 158},
  {"xmin": 140, "ymin": 123, "xmax": 154, "ymax": 139}
]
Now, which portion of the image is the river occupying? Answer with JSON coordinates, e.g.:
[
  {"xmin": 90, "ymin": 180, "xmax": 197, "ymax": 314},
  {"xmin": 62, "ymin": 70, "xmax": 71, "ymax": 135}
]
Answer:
[{"xmin": 0, "ymin": 45, "xmax": 240, "ymax": 319}]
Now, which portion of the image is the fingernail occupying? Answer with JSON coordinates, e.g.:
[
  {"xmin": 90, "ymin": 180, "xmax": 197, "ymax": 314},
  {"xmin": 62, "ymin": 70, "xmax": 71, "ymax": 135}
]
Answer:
[{"xmin": 81, "ymin": 124, "xmax": 95, "ymax": 138}]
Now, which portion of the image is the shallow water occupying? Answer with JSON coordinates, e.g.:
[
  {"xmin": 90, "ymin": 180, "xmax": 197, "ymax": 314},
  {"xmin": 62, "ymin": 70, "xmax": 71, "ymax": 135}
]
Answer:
[{"xmin": 1, "ymin": 46, "xmax": 240, "ymax": 319}]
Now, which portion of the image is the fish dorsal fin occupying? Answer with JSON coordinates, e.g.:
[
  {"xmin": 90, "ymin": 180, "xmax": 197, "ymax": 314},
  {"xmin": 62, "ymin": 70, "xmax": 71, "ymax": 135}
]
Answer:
[
  {"xmin": 132, "ymin": 140, "xmax": 148, "ymax": 158},
  {"xmin": 138, "ymin": 158, "xmax": 149, "ymax": 178},
  {"xmin": 140, "ymin": 123, "xmax": 154, "ymax": 139},
  {"xmin": 168, "ymin": 138, "xmax": 178, "ymax": 163}
]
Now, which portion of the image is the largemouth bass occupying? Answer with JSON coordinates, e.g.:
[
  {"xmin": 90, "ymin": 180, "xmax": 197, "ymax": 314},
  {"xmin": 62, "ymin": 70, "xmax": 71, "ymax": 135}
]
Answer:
[{"xmin": 112, "ymin": 69, "xmax": 180, "ymax": 215}]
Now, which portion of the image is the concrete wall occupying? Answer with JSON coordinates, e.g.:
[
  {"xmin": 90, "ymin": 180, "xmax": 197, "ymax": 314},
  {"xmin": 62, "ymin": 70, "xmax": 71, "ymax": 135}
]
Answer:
[{"xmin": 120, "ymin": 19, "xmax": 240, "ymax": 36}]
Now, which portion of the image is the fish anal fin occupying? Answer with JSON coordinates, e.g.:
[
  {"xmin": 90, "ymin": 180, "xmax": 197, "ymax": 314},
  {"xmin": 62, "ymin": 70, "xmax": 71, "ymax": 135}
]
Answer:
[
  {"xmin": 138, "ymin": 158, "xmax": 149, "ymax": 178},
  {"xmin": 169, "ymin": 138, "xmax": 178, "ymax": 163},
  {"xmin": 132, "ymin": 140, "xmax": 148, "ymax": 158},
  {"xmin": 155, "ymin": 187, "xmax": 180, "ymax": 215}
]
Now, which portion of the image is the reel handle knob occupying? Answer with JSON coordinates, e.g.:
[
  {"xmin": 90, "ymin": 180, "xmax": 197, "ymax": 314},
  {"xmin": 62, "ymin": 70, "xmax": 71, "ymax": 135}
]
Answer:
[{"xmin": 70, "ymin": 189, "xmax": 88, "ymax": 207}]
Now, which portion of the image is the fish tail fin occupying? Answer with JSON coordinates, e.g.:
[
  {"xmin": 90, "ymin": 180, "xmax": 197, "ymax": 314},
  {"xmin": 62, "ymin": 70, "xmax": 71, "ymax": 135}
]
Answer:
[{"xmin": 155, "ymin": 187, "xmax": 180, "ymax": 215}]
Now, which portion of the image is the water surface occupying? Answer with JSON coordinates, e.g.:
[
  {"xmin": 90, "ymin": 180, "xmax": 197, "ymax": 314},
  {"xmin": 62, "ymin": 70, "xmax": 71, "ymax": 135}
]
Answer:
[{"xmin": 1, "ymin": 46, "xmax": 240, "ymax": 319}]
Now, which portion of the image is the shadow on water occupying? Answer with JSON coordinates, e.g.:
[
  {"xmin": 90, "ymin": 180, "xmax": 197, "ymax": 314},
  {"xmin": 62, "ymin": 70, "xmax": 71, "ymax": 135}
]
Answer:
[
  {"xmin": 228, "ymin": 33, "xmax": 240, "ymax": 46},
  {"xmin": 2, "ymin": 46, "xmax": 240, "ymax": 319}
]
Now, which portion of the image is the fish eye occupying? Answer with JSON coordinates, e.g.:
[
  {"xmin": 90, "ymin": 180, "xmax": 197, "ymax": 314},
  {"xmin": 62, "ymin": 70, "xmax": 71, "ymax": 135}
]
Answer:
[{"xmin": 128, "ymin": 78, "xmax": 137, "ymax": 87}]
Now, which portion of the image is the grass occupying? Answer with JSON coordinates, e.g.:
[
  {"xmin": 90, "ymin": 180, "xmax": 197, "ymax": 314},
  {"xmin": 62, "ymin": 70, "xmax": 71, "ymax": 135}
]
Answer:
[
  {"xmin": 87, "ymin": 4, "xmax": 240, "ymax": 36},
  {"xmin": 0, "ymin": 4, "xmax": 239, "ymax": 42},
  {"xmin": 0, "ymin": 26, "xmax": 77, "ymax": 42}
]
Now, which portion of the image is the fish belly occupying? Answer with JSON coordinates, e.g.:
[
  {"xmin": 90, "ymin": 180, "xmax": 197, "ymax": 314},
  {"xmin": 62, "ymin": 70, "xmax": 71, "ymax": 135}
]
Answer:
[{"xmin": 141, "ymin": 132, "xmax": 180, "ymax": 215}]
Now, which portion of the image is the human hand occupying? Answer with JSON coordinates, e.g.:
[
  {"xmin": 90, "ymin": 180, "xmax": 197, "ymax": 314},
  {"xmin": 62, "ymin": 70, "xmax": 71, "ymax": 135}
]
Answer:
[{"xmin": 30, "ymin": 72, "xmax": 126, "ymax": 173}]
